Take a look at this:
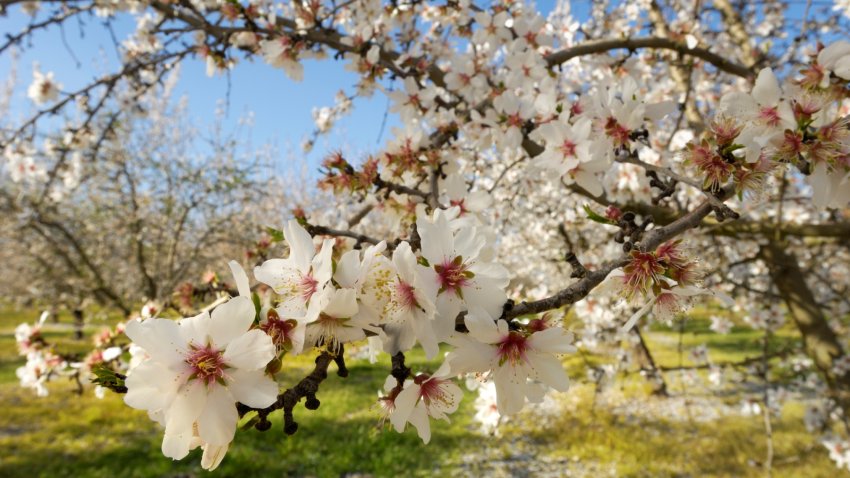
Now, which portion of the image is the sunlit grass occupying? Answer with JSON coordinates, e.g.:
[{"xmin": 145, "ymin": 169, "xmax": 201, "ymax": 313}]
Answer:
[{"xmin": 0, "ymin": 305, "xmax": 837, "ymax": 477}]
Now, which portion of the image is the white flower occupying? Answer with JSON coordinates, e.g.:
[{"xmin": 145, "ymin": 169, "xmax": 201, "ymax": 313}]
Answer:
[
  {"xmin": 530, "ymin": 116, "xmax": 594, "ymax": 174},
  {"xmin": 719, "ymin": 67, "xmax": 795, "ymax": 162},
  {"xmin": 823, "ymin": 436, "xmax": 850, "ymax": 470},
  {"xmin": 17, "ymin": 350, "xmax": 55, "ymax": 397},
  {"xmin": 389, "ymin": 361, "xmax": 463, "ymax": 444},
  {"xmin": 388, "ymin": 77, "xmax": 436, "ymax": 123},
  {"xmin": 354, "ymin": 241, "xmax": 441, "ymax": 358},
  {"xmin": 124, "ymin": 262, "xmax": 277, "ymax": 469},
  {"xmin": 27, "ymin": 68, "xmax": 62, "ymax": 105},
  {"xmin": 416, "ymin": 209, "xmax": 509, "ymax": 340},
  {"xmin": 709, "ymin": 315, "xmax": 733, "ymax": 334},
  {"xmin": 259, "ymin": 305, "xmax": 309, "ymax": 355},
  {"xmin": 818, "ymin": 41, "xmax": 850, "ymax": 80},
  {"xmin": 255, "ymin": 220, "xmax": 334, "ymax": 322},
  {"xmin": 472, "ymin": 380, "xmax": 502, "ymax": 434},
  {"xmin": 447, "ymin": 308, "xmax": 574, "ymax": 415},
  {"xmin": 260, "ymin": 37, "xmax": 304, "ymax": 81},
  {"xmin": 809, "ymin": 161, "xmax": 850, "ymax": 210},
  {"xmin": 303, "ymin": 286, "xmax": 371, "ymax": 353}
]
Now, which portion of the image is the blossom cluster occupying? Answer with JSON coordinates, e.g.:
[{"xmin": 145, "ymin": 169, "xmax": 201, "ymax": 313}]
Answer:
[{"xmin": 115, "ymin": 212, "xmax": 574, "ymax": 469}]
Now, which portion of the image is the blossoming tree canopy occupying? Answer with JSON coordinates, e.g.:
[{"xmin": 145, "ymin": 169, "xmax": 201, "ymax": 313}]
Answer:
[{"xmin": 3, "ymin": 0, "xmax": 850, "ymax": 472}]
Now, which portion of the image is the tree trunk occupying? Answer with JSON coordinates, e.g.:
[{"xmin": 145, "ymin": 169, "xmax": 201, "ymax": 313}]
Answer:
[
  {"xmin": 73, "ymin": 308, "xmax": 84, "ymax": 341},
  {"xmin": 761, "ymin": 242, "xmax": 849, "ymax": 402},
  {"xmin": 633, "ymin": 325, "xmax": 669, "ymax": 396}
]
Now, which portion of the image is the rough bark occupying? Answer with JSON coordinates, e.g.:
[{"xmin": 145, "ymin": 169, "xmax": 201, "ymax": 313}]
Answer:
[{"xmin": 761, "ymin": 242, "xmax": 850, "ymax": 403}]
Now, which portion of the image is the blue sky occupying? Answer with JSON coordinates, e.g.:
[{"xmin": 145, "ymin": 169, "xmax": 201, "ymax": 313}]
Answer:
[
  {"xmin": 0, "ymin": 1, "xmax": 572, "ymax": 173},
  {"xmin": 0, "ymin": 0, "xmax": 823, "ymax": 174}
]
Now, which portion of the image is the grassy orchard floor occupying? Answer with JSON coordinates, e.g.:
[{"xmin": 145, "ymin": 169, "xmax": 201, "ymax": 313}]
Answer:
[{"xmin": 0, "ymin": 306, "xmax": 840, "ymax": 477}]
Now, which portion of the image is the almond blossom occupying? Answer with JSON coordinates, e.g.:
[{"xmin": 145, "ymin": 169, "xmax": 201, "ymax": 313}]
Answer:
[
  {"xmin": 123, "ymin": 262, "xmax": 277, "ymax": 470},
  {"xmin": 254, "ymin": 220, "xmax": 334, "ymax": 321},
  {"xmin": 355, "ymin": 241, "xmax": 441, "ymax": 358},
  {"xmin": 27, "ymin": 68, "xmax": 61, "ymax": 105},
  {"xmin": 447, "ymin": 307, "xmax": 574, "ymax": 415},
  {"xmin": 389, "ymin": 361, "xmax": 463, "ymax": 444},
  {"xmin": 530, "ymin": 116, "xmax": 594, "ymax": 174},
  {"xmin": 416, "ymin": 209, "xmax": 509, "ymax": 339}
]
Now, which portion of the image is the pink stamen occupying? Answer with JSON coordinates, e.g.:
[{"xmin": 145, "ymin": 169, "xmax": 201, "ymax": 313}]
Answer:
[
  {"xmin": 560, "ymin": 140, "xmax": 577, "ymax": 158},
  {"xmin": 186, "ymin": 343, "xmax": 227, "ymax": 387},
  {"xmin": 758, "ymin": 106, "xmax": 781, "ymax": 127},
  {"xmin": 497, "ymin": 331, "xmax": 529, "ymax": 366},
  {"xmin": 299, "ymin": 274, "xmax": 318, "ymax": 301},
  {"xmin": 435, "ymin": 257, "xmax": 471, "ymax": 296},
  {"xmin": 395, "ymin": 280, "xmax": 419, "ymax": 310}
]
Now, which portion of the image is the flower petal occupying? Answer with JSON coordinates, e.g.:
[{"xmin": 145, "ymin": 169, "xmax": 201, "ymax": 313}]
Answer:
[
  {"xmin": 752, "ymin": 68, "xmax": 781, "ymax": 107},
  {"xmin": 527, "ymin": 351, "xmax": 570, "ymax": 391},
  {"xmin": 201, "ymin": 443, "xmax": 230, "ymax": 471},
  {"xmin": 227, "ymin": 368, "xmax": 278, "ymax": 408},
  {"xmin": 528, "ymin": 327, "xmax": 575, "ymax": 354},
  {"xmin": 197, "ymin": 385, "xmax": 238, "ymax": 446},
  {"xmin": 493, "ymin": 364, "xmax": 528, "ymax": 415},
  {"xmin": 209, "ymin": 296, "xmax": 256, "ymax": 347},
  {"xmin": 390, "ymin": 383, "xmax": 419, "ymax": 432},
  {"xmin": 125, "ymin": 318, "xmax": 186, "ymax": 367},
  {"xmin": 124, "ymin": 360, "xmax": 183, "ymax": 411},
  {"xmin": 228, "ymin": 260, "xmax": 251, "ymax": 298},
  {"xmin": 223, "ymin": 329, "xmax": 275, "ymax": 370},
  {"xmin": 463, "ymin": 307, "xmax": 502, "ymax": 344}
]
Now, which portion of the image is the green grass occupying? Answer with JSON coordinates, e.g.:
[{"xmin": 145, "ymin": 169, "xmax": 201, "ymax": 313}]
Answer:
[{"xmin": 0, "ymin": 305, "xmax": 840, "ymax": 477}]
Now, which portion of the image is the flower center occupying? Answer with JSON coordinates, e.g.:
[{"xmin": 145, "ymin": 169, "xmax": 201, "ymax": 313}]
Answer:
[
  {"xmin": 758, "ymin": 106, "xmax": 781, "ymax": 127},
  {"xmin": 260, "ymin": 310, "xmax": 297, "ymax": 348},
  {"xmin": 434, "ymin": 256, "xmax": 472, "ymax": 297},
  {"xmin": 395, "ymin": 280, "xmax": 419, "ymax": 310},
  {"xmin": 604, "ymin": 117, "xmax": 630, "ymax": 147},
  {"xmin": 506, "ymin": 113, "xmax": 524, "ymax": 128},
  {"xmin": 414, "ymin": 374, "xmax": 453, "ymax": 408},
  {"xmin": 298, "ymin": 273, "xmax": 318, "ymax": 301},
  {"xmin": 449, "ymin": 198, "xmax": 468, "ymax": 215},
  {"xmin": 497, "ymin": 331, "xmax": 529, "ymax": 366},
  {"xmin": 186, "ymin": 343, "xmax": 227, "ymax": 387},
  {"xmin": 560, "ymin": 140, "xmax": 577, "ymax": 158}
]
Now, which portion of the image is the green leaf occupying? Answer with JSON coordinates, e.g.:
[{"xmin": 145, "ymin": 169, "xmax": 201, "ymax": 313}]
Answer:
[
  {"xmin": 266, "ymin": 226, "xmax": 285, "ymax": 242},
  {"xmin": 583, "ymin": 204, "xmax": 616, "ymax": 225},
  {"xmin": 252, "ymin": 292, "xmax": 262, "ymax": 323},
  {"xmin": 90, "ymin": 364, "xmax": 126, "ymax": 391}
]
